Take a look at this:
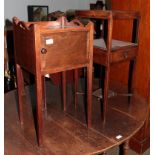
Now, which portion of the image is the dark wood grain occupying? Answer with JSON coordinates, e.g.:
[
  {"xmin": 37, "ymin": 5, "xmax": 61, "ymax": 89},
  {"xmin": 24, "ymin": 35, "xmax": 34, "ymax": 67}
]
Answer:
[{"xmin": 4, "ymin": 81, "xmax": 147, "ymax": 155}]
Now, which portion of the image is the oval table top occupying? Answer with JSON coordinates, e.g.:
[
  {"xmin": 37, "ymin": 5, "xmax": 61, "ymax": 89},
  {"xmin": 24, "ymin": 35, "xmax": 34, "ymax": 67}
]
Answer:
[{"xmin": 4, "ymin": 80, "xmax": 148, "ymax": 155}]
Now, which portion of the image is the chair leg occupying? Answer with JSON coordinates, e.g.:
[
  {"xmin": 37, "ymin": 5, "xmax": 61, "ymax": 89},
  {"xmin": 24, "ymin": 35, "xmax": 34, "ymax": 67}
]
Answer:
[
  {"xmin": 74, "ymin": 69, "xmax": 78, "ymax": 109},
  {"xmin": 99, "ymin": 65, "xmax": 104, "ymax": 118},
  {"xmin": 102, "ymin": 66, "xmax": 110, "ymax": 123},
  {"xmin": 123, "ymin": 140, "xmax": 129, "ymax": 155},
  {"xmin": 99, "ymin": 65, "xmax": 105, "ymax": 87},
  {"xmin": 87, "ymin": 65, "xmax": 93, "ymax": 128},
  {"xmin": 128, "ymin": 59, "xmax": 136, "ymax": 101},
  {"xmin": 42, "ymin": 76, "xmax": 46, "ymax": 111},
  {"xmin": 62, "ymin": 71, "xmax": 67, "ymax": 111},
  {"xmin": 16, "ymin": 64, "xmax": 24, "ymax": 125},
  {"xmin": 35, "ymin": 73, "xmax": 43, "ymax": 146}
]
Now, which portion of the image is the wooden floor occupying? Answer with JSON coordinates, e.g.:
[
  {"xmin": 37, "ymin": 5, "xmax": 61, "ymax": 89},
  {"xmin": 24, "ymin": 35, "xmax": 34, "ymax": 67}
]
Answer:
[{"xmin": 4, "ymin": 80, "xmax": 148, "ymax": 155}]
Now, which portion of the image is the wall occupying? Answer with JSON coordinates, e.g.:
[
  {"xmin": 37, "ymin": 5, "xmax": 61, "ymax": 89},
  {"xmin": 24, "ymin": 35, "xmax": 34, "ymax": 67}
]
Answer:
[
  {"xmin": 78, "ymin": 0, "xmax": 98, "ymax": 10},
  {"xmin": 5, "ymin": 0, "xmax": 51, "ymax": 22},
  {"xmin": 4, "ymin": 0, "xmax": 82, "ymax": 22},
  {"xmin": 4, "ymin": 0, "xmax": 81, "ymax": 22},
  {"xmin": 4, "ymin": 0, "xmax": 106, "ymax": 23}
]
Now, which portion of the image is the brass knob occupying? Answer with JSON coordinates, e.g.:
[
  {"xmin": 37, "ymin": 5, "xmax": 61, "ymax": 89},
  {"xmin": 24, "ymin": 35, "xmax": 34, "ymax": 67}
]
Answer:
[{"xmin": 41, "ymin": 48, "xmax": 47, "ymax": 54}]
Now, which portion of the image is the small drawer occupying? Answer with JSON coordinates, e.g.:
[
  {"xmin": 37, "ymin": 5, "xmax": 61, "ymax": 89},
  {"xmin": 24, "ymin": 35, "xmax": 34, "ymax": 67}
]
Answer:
[{"xmin": 110, "ymin": 47, "xmax": 138, "ymax": 63}]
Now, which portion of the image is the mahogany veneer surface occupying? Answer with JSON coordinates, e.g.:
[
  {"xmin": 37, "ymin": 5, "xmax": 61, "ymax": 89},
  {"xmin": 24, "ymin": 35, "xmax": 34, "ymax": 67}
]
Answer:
[{"xmin": 4, "ymin": 80, "xmax": 147, "ymax": 155}]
